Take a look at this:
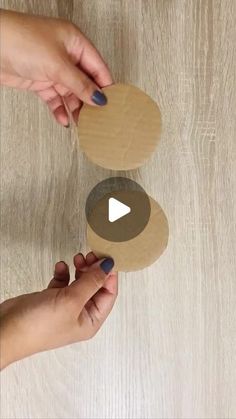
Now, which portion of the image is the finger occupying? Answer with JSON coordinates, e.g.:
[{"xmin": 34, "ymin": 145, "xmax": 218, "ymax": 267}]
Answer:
[
  {"xmin": 64, "ymin": 93, "xmax": 81, "ymax": 113},
  {"xmin": 85, "ymin": 272, "xmax": 118, "ymax": 320},
  {"xmin": 54, "ymin": 86, "xmax": 82, "ymax": 124},
  {"xmin": 78, "ymin": 36, "xmax": 113, "ymax": 87},
  {"xmin": 73, "ymin": 253, "xmax": 86, "ymax": 280},
  {"xmin": 53, "ymin": 105, "xmax": 69, "ymax": 127},
  {"xmin": 69, "ymin": 258, "xmax": 114, "ymax": 306},
  {"xmin": 72, "ymin": 107, "xmax": 81, "ymax": 124},
  {"xmin": 73, "ymin": 253, "xmax": 86, "ymax": 269},
  {"xmin": 73, "ymin": 252, "xmax": 97, "ymax": 281},
  {"xmin": 102, "ymin": 272, "xmax": 119, "ymax": 295},
  {"xmin": 57, "ymin": 60, "xmax": 107, "ymax": 107},
  {"xmin": 86, "ymin": 251, "xmax": 98, "ymax": 265},
  {"xmin": 37, "ymin": 88, "xmax": 69, "ymax": 127},
  {"xmin": 48, "ymin": 261, "xmax": 70, "ymax": 289},
  {"xmin": 46, "ymin": 95, "xmax": 68, "ymax": 126}
]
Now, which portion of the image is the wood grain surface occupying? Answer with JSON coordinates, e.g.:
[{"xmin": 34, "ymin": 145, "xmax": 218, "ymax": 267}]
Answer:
[{"xmin": 0, "ymin": 1, "xmax": 236, "ymax": 418}]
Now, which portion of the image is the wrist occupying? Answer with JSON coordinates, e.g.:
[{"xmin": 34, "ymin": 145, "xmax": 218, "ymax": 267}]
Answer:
[
  {"xmin": 0, "ymin": 9, "xmax": 25, "ymax": 76},
  {"xmin": 0, "ymin": 305, "xmax": 21, "ymax": 370},
  {"xmin": 0, "ymin": 9, "xmax": 13, "ymax": 75}
]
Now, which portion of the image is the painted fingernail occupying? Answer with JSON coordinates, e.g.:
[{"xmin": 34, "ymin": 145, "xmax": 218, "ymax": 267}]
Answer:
[
  {"xmin": 92, "ymin": 90, "xmax": 107, "ymax": 106},
  {"xmin": 100, "ymin": 258, "xmax": 114, "ymax": 274}
]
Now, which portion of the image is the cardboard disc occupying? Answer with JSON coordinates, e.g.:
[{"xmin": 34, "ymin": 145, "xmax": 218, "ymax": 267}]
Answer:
[
  {"xmin": 87, "ymin": 197, "xmax": 169, "ymax": 272},
  {"xmin": 78, "ymin": 84, "xmax": 161, "ymax": 170}
]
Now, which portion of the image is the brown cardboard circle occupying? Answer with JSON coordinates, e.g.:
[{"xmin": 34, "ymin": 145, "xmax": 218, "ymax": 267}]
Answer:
[
  {"xmin": 87, "ymin": 197, "xmax": 169, "ymax": 272},
  {"xmin": 78, "ymin": 84, "xmax": 161, "ymax": 170}
]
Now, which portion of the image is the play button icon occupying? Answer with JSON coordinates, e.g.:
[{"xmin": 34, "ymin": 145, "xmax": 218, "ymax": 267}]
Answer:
[
  {"xmin": 85, "ymin": 177, "xmax": 151, "ymax": 242},
  {"xmin": 108, "ymin": 198, "xmax": 131, "ymax": 222}
]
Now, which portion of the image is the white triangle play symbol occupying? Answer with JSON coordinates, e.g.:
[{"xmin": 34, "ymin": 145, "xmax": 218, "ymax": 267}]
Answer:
[{"xmin": 108, "ymin": 197, "xmax": 131, "ymax": 223}]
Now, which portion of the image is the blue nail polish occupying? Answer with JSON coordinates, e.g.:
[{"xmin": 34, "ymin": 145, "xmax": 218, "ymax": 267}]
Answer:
[
  {"xmin": 92, "ymin": 90, "xmax": 107, "ymax": 106},
  {"xmin": 100, "ymin": 258, "xmax": 114, "ymax": 274}
]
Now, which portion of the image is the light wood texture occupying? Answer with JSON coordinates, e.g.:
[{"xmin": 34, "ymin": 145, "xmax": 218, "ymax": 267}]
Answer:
[{"xmin": 0, "ymin": 0, "xmax": 236, "ymax": 418}]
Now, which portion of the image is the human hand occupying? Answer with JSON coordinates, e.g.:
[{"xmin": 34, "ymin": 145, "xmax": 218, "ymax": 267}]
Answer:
[
  {"xmin": 0, "ymin": 252, "xmax": 118, "ymax": 370},
  {"xmin": 0, "ymin": 9, "xmax": 112, "ymax": 126}
]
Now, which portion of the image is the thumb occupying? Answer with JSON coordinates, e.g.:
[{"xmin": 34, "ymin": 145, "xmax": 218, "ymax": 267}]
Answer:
[
  {"xmin": 57, "ymin": 61, "xmax": 107, "ymax": 106},
  {"xmin": 69, "ymin": 258, "xmax": 114, "ymax": 306}
]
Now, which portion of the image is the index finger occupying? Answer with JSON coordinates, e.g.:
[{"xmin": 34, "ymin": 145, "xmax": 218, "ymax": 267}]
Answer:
[
  {"xmin": 89, "ymin": 273, "xmax": 118, "ymax": 320},
  {"xmin": 79, "ymin": 36, "xmax": 113, "ymax": 87}
]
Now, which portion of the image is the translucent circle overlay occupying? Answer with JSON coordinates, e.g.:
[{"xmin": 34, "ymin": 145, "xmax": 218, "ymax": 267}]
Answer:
[{"xmin": 85, "ymin": 177, "xmax": 151, "ymax": 242}]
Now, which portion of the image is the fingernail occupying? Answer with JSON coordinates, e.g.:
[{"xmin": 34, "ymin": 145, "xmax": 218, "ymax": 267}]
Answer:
[
  {"xmin": 100, "ymin": 258, "xmax": 114, "ymax": 274},
  {"xmin": 92, "ymin": 90, "xmax": 107, "ymax": 106},
  {"xmin": 54, "ymin": 261, "xmax": 67, "ymax": 272},
  {"xmin": 64, "ymin": 124, "xmax": 70, "ymax": 128}
]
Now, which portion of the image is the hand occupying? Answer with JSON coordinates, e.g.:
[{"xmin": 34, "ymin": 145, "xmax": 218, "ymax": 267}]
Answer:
[
  {"xmin": 0, "ymin": 9, "xmax": 113, "ymax": 126},
  {"xmin": 0, "ymin": 252, "xmax": 118, "ymax": 369}
]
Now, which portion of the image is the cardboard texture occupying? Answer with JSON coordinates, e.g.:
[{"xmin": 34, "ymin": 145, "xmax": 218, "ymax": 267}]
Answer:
[
  {"xmin": 87, "ymin": 197, "xmax": 169, "ymax": 272},
  {"xmin": 78, "ymin": 84, "xmax": 161, "ymax": 170}
]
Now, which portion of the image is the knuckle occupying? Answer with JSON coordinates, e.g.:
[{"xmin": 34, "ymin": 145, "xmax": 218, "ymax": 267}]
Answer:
[
  {"xmin": 75, "ymin": 323, "xmax": 99, "ymax": 341},
  {"xmin": 68, "ymin": 22, "xmax": 79, "ymax": 33},
  {"xmin": 87, "ymin": 326, "xmax": 99, "ymax": 340},
  {"xmin": 57, "ymin": 18, "xmax": 74, "ymax": 31},
  {"xmin": 47, "ymin": 58, "xmax": 67, "ymax": 80}
]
